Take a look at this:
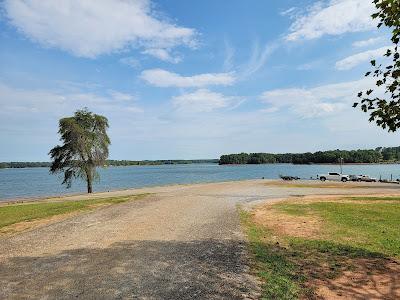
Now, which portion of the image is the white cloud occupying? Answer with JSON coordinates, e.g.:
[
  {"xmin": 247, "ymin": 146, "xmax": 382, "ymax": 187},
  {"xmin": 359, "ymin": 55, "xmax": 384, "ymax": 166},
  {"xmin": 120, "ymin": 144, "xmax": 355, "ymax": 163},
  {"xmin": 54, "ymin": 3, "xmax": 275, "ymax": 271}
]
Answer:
[
  {"xmin": 119, "ymin": 56, "xmax": 141, "ymax": 68},
  {"xmin": 142, "ymin": 48, "xmax": 182, "ymax": 63},
  {"xmin": 280, "ymin": 7, "xmax": 297, "ymax": 17},
  {"xmin": 296, "ymin": 60, "xmax": 323, "ymax": 71},
  {"xmin": 335, "ymin": 46, "xmax": 393, "ymax": 70},
  {"xmin": 172, "ymin": 89, "xmax": 242, "ymax": 113},
  {"xmin": 260, "ymin": 78, "xmax": 373, "ymax": 118},
  {"xmin": 0, "ymin": 83, "xmax": 143, "ymax": 117},
  {"xmin": 4, "ymin": 0, "xmax": 196, "ymax": 58},
  {"xmin": 223, "ymin": 39, "xmax": 235, "ymax": 71},
  {"xmin": 352, "ymin": 37, "xmax": 383, "ymax": 48},
  {"xmin": 140, "ymin": 69, "xmax": 236, "ymax": 88},
  {"xmin": 239, "ymin": 41, "xmax": 278, "ymax": 78},
  {"xmin": 286, "ymin": 0, "xmax": 376, "ymax": 41},
  {"xmin": 107, "ymin": 90, "xmax": 137, "ymax": 102},
  {"xmin": 0, "ymin": 82, "xmax": 145, "ymax": 160}
]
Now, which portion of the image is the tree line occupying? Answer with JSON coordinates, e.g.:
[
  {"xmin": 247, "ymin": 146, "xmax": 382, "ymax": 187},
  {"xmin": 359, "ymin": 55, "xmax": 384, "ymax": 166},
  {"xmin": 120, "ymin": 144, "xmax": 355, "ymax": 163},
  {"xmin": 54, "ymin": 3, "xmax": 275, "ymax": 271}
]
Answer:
[
  {"xmin": 219, "ymin": 147, "xmax": 400, "ymax": 165},
  {"xmin": 0, "ymin": 159, "xmax": 218, "ymax": 169},
  {"xmin": 107, "ymin": 159, "xmax": 218, "ymax": 166}
]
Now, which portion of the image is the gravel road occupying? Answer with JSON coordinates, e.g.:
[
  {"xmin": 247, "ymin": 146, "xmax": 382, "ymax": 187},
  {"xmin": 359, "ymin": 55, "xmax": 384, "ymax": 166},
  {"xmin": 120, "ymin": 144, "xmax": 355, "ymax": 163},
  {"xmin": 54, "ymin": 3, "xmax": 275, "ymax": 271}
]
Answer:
[{"xmin": 1, "ymin": 180, "xmax": 399, "ymax": 299}]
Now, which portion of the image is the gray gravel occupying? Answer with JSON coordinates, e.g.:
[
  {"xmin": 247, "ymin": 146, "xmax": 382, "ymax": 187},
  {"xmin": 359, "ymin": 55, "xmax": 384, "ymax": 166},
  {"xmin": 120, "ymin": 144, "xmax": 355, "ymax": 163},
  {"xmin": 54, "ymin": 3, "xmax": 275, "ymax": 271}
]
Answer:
[{"xmin": 1, "ymin": 179, "xmax": 399, "ymax": 299}]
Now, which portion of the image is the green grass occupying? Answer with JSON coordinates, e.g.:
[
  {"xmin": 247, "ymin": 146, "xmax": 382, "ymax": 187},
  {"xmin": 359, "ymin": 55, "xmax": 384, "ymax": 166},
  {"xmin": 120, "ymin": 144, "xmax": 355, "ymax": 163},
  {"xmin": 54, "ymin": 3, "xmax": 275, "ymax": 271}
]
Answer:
[
  {"xmin": 240, "ymin": 210, "xmax": 302, "ymax": 299},
  {"xmin": 240, "ymin": 196, "xmax": 400, "ymax": 299},
  {"xmin": 0, "ymin": 194, "xmax": 148, "ymax": 229},
  {"xmin": 345, "ymin": 196, "xmax": 400, "ymax": 201},
  {"xmin": 275, "ymin": 201, "xmax": 400, "ymax": 258}
]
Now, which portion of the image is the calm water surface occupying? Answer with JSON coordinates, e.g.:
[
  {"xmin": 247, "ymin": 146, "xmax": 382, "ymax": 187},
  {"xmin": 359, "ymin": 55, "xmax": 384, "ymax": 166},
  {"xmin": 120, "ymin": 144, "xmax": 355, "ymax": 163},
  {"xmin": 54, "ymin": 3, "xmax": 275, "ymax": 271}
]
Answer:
[{"xmin": 1, "ymin": 163, "xmax": 400, "ymax": 200}]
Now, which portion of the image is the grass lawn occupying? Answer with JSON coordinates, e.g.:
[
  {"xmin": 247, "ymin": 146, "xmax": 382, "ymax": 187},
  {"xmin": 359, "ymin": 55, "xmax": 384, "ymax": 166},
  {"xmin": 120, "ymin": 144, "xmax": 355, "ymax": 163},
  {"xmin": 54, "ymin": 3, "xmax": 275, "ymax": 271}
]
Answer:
[
  {"xmin": 0, "ymin": 194, "xmax": 148, "ymax": 230},
  {"xmin": 241, "ymin": 196, "xmax": 400, "ymax": 299}
]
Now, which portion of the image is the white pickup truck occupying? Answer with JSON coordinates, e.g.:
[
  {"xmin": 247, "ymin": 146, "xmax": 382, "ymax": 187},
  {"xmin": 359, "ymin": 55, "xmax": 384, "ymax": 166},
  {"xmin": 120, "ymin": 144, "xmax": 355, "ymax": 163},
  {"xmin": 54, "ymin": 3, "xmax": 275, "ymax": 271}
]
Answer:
[{"xmin": 318, "ymin": 172, "xmax": 350, "ymax": 182}]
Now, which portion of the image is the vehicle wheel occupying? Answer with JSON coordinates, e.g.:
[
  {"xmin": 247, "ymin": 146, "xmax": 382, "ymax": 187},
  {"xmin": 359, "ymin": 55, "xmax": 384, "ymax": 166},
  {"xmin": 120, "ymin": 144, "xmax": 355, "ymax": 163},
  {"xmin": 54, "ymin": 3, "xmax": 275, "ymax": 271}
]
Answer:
[
  {"xmin": 341, "ymin": 178, "xmax": 347, "ymax": 182},
  {"xmin": 320, "ymin": 177, "xmax": 326, "ymax": 182}
]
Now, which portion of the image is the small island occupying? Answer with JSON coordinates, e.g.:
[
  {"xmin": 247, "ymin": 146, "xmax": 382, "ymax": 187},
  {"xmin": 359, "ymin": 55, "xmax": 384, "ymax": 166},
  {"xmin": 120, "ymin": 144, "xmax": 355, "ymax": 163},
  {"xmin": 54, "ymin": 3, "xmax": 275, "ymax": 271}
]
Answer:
[{"xmin": 219, "ymin": 146, "xmax": 400, "ymax": 165}]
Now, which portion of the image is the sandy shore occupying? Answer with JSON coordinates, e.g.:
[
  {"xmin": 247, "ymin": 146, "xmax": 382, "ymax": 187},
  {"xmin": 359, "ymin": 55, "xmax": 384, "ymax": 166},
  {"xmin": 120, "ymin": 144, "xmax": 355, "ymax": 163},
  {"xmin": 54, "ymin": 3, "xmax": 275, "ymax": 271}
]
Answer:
[{"xmin": 1, "ymin": 179, "xmax": 399, "ymax": 299}]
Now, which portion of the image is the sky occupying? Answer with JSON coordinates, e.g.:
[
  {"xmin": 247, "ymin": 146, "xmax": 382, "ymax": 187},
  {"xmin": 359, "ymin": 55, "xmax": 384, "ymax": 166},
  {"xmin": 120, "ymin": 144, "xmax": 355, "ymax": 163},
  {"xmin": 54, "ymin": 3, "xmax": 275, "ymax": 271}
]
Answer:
[{"xmin": 0, "ymin": 0, "xmax": 397, "ymax": 161}]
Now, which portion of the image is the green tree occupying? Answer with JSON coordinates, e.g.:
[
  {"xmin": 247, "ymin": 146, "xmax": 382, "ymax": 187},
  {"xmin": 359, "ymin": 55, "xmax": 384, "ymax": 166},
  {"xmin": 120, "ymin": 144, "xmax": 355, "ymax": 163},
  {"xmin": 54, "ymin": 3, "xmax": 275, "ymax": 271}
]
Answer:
[
  {"xmin": 354, "ymin": 0, "xmax": 400, "ymax": 131},
  {"xmin": 49, "ymin": 108, "xmax": 110, "ymax": 193}
]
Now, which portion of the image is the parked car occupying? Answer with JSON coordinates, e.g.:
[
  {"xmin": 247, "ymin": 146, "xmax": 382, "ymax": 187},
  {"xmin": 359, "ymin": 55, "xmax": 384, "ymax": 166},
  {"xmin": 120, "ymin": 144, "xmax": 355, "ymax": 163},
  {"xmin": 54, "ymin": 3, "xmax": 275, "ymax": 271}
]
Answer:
[
  {"xmin": 280, "ymin": 175, "xmax": 300, "ymax": 181},
  {"xmin": 351, "ymin": 174, "xmax": 377, "ymax": 182},
  {"xmin": 318, "ymin": 172, "xmax": 350, "ymax": 182},
  {"xmin": 349, "ymin": 175, "xmax": 359, "ymax": 181}
]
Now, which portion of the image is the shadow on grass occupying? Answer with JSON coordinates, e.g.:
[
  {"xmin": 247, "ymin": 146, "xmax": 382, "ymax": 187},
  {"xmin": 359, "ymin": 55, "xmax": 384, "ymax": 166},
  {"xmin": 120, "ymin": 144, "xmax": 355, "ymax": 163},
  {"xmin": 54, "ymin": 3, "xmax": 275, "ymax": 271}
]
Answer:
[
  {"xmin": 248, "ymin": 232, "xmax": 399, "ymax": 299},
  {"xmin": 0, "ymin": 239, "xmax": 260, "ymax": 299}
]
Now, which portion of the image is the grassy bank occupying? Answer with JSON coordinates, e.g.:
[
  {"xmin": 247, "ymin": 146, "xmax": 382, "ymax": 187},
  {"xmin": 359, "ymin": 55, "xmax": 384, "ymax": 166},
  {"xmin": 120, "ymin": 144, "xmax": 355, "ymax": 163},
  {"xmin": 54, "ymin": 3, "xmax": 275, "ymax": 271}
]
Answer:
[
  {"xmin": 0, "ymin": 194, "xmax": 148, "ymax": 231},
  {"xmin": 241, "ymin": 196, "xmax": 400, "ymax": 299}
]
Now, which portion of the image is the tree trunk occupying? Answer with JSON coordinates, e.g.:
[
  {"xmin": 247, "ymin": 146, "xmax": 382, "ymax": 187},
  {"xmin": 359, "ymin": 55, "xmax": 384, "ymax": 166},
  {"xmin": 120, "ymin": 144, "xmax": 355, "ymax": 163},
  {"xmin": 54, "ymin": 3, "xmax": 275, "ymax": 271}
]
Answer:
[
  {"xmin": 86, "ymin": 168, "xmax": 93, "ymax": 193},
  {"xmin": 87, "ymin": 179, "xmax": 92, "ymax": 193}
]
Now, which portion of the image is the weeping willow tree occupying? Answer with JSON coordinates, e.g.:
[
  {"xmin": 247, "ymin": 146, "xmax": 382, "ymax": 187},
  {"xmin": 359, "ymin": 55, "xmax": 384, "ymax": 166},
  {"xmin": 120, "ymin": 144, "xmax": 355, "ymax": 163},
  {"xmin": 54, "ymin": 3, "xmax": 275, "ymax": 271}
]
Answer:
[{"xmin": 49, "ymin": 108, "xmax": 110, "ymax": 193}]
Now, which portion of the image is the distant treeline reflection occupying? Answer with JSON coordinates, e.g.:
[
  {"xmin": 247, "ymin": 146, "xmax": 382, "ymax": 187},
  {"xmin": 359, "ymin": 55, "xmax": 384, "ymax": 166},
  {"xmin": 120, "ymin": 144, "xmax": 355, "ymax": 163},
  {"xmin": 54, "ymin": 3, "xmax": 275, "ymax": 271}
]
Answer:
[
  {"xmin": 0, "ymin": 159, "xmax": 219, "ymax": 169},
  {"xmin": 219, "ymin": 147, "xmax": 400, "ymax": 165}
]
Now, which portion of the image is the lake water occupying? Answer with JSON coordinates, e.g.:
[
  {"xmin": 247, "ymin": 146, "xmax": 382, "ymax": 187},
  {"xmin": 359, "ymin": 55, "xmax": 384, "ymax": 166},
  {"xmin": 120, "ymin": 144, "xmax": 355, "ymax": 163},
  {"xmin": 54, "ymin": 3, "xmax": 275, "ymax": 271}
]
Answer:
[{"xmin": 1, "ymin": 163, "xmax": 400, "ymax": 200}]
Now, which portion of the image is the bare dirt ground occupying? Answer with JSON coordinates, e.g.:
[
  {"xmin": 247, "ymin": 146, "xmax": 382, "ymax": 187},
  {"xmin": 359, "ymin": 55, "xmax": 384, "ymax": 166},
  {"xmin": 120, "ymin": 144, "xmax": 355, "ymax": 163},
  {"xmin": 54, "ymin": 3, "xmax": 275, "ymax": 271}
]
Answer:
[{"xmin": 1, "ymin": 179, "xmax": 399, "ymax": 299}]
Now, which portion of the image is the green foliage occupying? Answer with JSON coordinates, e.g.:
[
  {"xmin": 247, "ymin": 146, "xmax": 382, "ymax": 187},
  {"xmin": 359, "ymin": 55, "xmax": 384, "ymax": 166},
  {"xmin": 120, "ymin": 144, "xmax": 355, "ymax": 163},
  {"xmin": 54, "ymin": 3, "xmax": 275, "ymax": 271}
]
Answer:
[
  {"xmin": 275, "ymin": 199, "xmax": 400, "ymax": 258},
  {"xmin": 0, "ymin": 159, "xmax": 218, "ymax": 169},
  {"xmin": 0, "ymin": 162, "xmax": 51, "ymax": 168},
  {"xmin": 49, "ymin": 108, "xmax": 110, "ymax": 193},
  {"xmin": 219, "ymin": 146, "xmax": 400, "ymax": 164},
  {"xmin": 0, "ymin": 194, "xmax": 146, "ymax": 229},
  {"xmin": 0, "ymin": 162, "xmax": 9, "ymax": 168},
  {"xmin": 106, "ymin": 159, "xmax": 218, "ymax": 166},
  {"xmin": 241, "ymin": 196, "xmax": 400, "ymax": 298},
  {"xmin": 354, "ymin": 0, "xmax": 400, "ymax": 131}
]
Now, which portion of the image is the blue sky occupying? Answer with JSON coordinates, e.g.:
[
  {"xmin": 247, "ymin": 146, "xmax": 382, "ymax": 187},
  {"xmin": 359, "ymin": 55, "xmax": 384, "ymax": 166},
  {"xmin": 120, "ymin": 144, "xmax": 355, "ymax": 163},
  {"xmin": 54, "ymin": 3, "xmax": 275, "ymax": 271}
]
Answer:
[{"xmin": 0, "ymin": 0, "xmax": 397, "ymax": 161}]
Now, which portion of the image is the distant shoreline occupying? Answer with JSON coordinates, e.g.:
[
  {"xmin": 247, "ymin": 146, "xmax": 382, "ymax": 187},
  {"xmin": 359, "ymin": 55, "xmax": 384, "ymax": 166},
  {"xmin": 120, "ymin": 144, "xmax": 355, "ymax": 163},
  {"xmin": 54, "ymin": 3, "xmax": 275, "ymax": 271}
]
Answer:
[
  {"xmin": 0, "ymin": 160, "xmax": 219, "ymax": 169},
  {"xmin": 219, "ymin": 162, "xmax": 400, "ymax": 166},
  {"xmin": 1, "ymin": 161, "xmax": 400, "ymax": 170}
]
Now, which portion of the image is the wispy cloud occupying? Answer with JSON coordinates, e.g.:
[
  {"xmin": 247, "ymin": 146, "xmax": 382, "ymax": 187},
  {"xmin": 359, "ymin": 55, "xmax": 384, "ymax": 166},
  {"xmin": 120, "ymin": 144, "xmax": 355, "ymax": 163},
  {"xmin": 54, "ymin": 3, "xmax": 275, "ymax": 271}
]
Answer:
[
  {"xmin": 285, "ymin": 0, "xmax": 376, "ymax": 41},
  {"xmin": 0, "ymin": 82, "xmax": 143, "ymax": 117},
  {"xmin": 352, "ymin": 37, "xmax": 383, "ymax": 48},
  {"xmin": 4, "ymin": 0, "xmax": 197, "ymax": 58},
  {"xmin": 296, "ymin": 60, "xmax": 322, "ymax": 71},
  {"xmin": 223, "ymin": 39, "xmax": 235, "ymax": 71},
  {"xmin": 335, "ymin": 46, "xmax": 393, "ymax": 70},
  {"xmin": 260, "ymin": 78, "xmax": 374, "ymax": 118},
  {"xmin": 239, "ymin": 40, "xmax": 278, "ymax": 79},
  {"xmin": 172, "ymin": 89, "xmax": 243, "ymax": 113},
  {"xmin": 119, "ymin": 56, "xmax": 141, "ymax": 68},
  {"xmin": 280, "ymin": 7, "xmax": 297, "ymax": 17},
  {"xmin": 142, "ymin": 48, "xmax": 182, "ymax": 63},
  {"xmin": 140, "ymin": 69, "xmax": 236, "ymax": 88}
]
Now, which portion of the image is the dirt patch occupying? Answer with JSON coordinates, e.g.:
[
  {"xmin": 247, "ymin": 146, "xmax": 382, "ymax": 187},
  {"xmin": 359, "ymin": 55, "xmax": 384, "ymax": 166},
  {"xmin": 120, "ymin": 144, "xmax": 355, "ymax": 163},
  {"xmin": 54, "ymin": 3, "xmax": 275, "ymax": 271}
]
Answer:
[
  {"xmin": 315, "ymin": 258, "xmax": 400, "ymax": 299},
  {"xmin": 252, "ymin": 195, "xmax": 400, "ymax": 299},
  {"xmin": 253, "ymin": 203, "xmax": 322, "ymax": 239}
]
